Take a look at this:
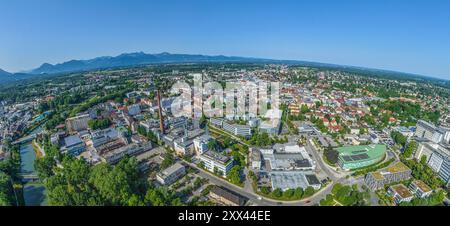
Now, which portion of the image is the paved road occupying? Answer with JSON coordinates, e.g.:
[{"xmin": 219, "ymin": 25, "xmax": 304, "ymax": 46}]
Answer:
[
  {"xmin": 305, "ymin": 139, "xmax": 350, "ymax": 181},
  {"xmin": 191, "ymin": 126, "xmax": 364, "ymax": 206}
]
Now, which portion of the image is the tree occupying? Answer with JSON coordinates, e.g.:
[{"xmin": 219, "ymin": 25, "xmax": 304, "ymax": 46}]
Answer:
[
  {"xmin": 35, "ymin": 157, "xmax": 56, "ymax": 180},
  {"xmin": 328, "ymin": 183, "xmax": 368, "ymax": 206},
  {"xmin": 228, "ymin": 166, "xmax": 242, "ymax": 185},
  {"xmin": 324, "ymin": 148, "xmax": 339, "ymax": 165},
  {"xmin": 359, "ymin": 128, "xmax": 367, "ymax": 134},
  {"xmin": 160, "ymin": 152, "xmax": 175, "ymax": 170},
  {"xmin": 303, "ymin": 186, "xmax": 315, "ymax": 198},
  {"xmin": 207, "ymin": 140, "xmax": 220, "ymax": 152},
  {"xmin": 320, "ymin": 194, "xmax": 335, "ymax": 206},
  {"xmin": 88, "ymin": 119, "xmax": 112, "ymax": 130},
  {"xmin": 283, "ymin": 189, "xmax": 295, "ymax": 199},
  {"xmin": 272, "ymin": 188, "xmax": 283, "ymax": 198},
  {"xmin": 391, "ymin": 131, "xmax": 407, "ymax": 147},
  {"xmin": 199, "ymin": 114, "xmax": 207, "ymax": 129},
  {"xmin": 0, "ymin": 172, "xmax": 13, "ymax": 206},
  {"xmin": 260, "ymin": 186, "xmax": 271, "ymax": 195},
  {"xmin": 301, "ymin": 104, "xmax": 309, "ymax": 114},
  {"xmin": 294, "ymin": 187, "xmax": 304, "ymax": 199}
]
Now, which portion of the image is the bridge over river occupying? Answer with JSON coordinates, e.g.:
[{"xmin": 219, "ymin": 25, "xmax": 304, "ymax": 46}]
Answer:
[
  {"xmin": 19, "ymin": 173, "xmax": 40, "ymax": 183},
  {"xmin": 12, "ymin": 134, "xmax": 37, "ymax": 145}
]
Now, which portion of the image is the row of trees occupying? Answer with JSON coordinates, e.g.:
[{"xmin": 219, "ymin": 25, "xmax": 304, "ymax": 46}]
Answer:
[
  {"xmin": 391, "ymin": 131, "xmax": 407, "ymax": 147},
  {"xmin": 323, "ymin": 148, "xmax": 339, "ymax": 165},
  {"xmin": 260, "ymin": 186, "xmax": 316, "ymax": 201},
  {"xmin": 391, "ymin": 131, "xmax": 417, "ymax": 158},
  {"xmin": 402, "ymin": 141, "xmax": 417, "ymax": 158}
]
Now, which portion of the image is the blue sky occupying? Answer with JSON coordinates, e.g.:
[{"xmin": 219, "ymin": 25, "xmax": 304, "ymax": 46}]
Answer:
[{"xmin": 1, "ymin": 0, "xmax": 450, "ymax": 79}]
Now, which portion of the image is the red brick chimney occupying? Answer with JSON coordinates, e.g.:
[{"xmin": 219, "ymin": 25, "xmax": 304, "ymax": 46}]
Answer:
[{"xmin": 157, "ymin": 90, "xmax": 165, "ymax": 134}]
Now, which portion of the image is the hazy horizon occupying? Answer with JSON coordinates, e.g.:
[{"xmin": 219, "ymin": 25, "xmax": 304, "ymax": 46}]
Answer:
[{"xmin": 1, "ymin": 0, "xmax": 450, "ymax": 80}]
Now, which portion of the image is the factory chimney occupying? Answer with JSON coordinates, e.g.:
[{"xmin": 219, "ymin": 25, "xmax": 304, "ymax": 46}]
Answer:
[{"xmin": 157, "ymin": 90, "xmax": 165, "ymax": 134}]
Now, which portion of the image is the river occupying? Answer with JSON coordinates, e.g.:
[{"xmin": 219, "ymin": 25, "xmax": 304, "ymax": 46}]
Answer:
[{"xmin": 19, "ymin": 125, "xmax": 48, "ymax": 206}]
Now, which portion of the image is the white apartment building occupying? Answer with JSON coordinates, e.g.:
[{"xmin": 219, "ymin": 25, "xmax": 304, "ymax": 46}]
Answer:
[
  {"xmin": 222, "ymin": 121, "xmax": 252, "ymax": 137},
  {"xmin": 415, "ymin": 141, "xmax": 450, "ymax": 186},
  {"xmin": 199, "ymin": 151, "xmax": 234, "ymax": 177},
  {"xmin": 415, "ymin": 120, "xmax": 450, "ymax": 143}
]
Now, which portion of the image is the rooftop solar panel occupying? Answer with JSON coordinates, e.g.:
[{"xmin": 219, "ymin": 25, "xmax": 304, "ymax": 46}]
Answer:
[
  {"xmin": 351, "ymin": 153, "xmax": 369, "ymax": 160},
  {"xmin": 343, "ymin": 156, "xmax": 353, "ymax": 162}
]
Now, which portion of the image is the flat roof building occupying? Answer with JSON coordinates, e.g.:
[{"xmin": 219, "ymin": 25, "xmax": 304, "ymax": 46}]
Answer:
[
  {"xmin": 156, "ymin": 162, "xmax": 186, "ymax": 185},
  {"xmin": 209, "ymin": 186, "xmax": 246, "ymax": 206},
  {"xmin": 66, "ymin": 114, "xmax": 90, "ymax": 133},
  {"xmin": 388, "ymin": 184, "xmax": 414, "ymax": 205},
  {"xmin": 222, "ymin": 121, "xmax": 252, "ymax": 137},
  {"xmin": 409, "ymin": 180, "xmax": 432, "ymax": 198},
  {"xmin": 365, "ymin": 162, "xmax": 412, "ymax": 190},
  {"xmin": 270, "ymin": 171, "xmax": 321, "ymax": 191},
  {"xmin": 415, "ymin": 120, "xmax": 448, "ymax": 143},
  {"xmin": 193, "ymin": 135, "xmax": 212, "ymax": 155},
  {"xmin": 61, "ymin": 135, "xmax": 86, "ymax": 156},
  {"xmin": 262, "ymin": 145, "xmax": 315, "ymax": 171},
  {"xmin": 259, "ymin": 119, "xmax": 281, "ymax": 135},
  {"xmin": 199, "ymin": 151, "xmax": 234, "ymax": 177},
  {"xmin": 250, "ymin": 148, "xmax": 262, "ymax": 170},
  {"xmin": 101, "ymin": 142, "xmax": 152, "ymax": 164}
]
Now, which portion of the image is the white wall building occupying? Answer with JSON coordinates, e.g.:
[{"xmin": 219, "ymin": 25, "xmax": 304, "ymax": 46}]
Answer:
[
  {"xmin": 199, "ymin": 151, "xmax": 234, "ymax": 177},
  {"xmin": 156, "ymin": 163, "xmax": 186, "ymax": 185}
]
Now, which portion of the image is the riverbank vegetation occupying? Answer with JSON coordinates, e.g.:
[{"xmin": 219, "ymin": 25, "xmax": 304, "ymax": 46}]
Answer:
[
  {"xmin": 36, "ymin": 155, "xmax": 183, "ymax": 206},
  {"xmin": 0, "ymin": 143, "xmax": 22, "ymax": 206}
]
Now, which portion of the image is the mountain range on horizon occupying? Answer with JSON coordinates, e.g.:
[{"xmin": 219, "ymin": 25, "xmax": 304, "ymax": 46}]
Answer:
[
  {"xmin": 0, "ymin": 52, "xmax": 449, "ymax": 84},
  {"xmin": 0, "ymin": 68, "xmax": 11, "ymax": 77}
]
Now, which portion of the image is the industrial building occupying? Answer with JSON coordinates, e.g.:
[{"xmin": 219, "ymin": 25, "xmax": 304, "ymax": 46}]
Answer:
[
  {"xmin": 156, "ymin": 162, "xmax": 186, "ymax": 185},
  {"xmin": 261, "ymin": 145, "xmax": 315, "ymax": 171},
  {"xmin": 66, "ymin": 114, "xmax": 90, "ymax": 133},
  {"xmin": 270, "ymin": 171, "xmax": 321, "ymax": 191},
  {"xmin": 100, "ymin": 142, "xmax": 152, "ymax": 164},
  {"xmin": 61, "ymin": 135, "xmax": 86, "ymax": 156}
]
